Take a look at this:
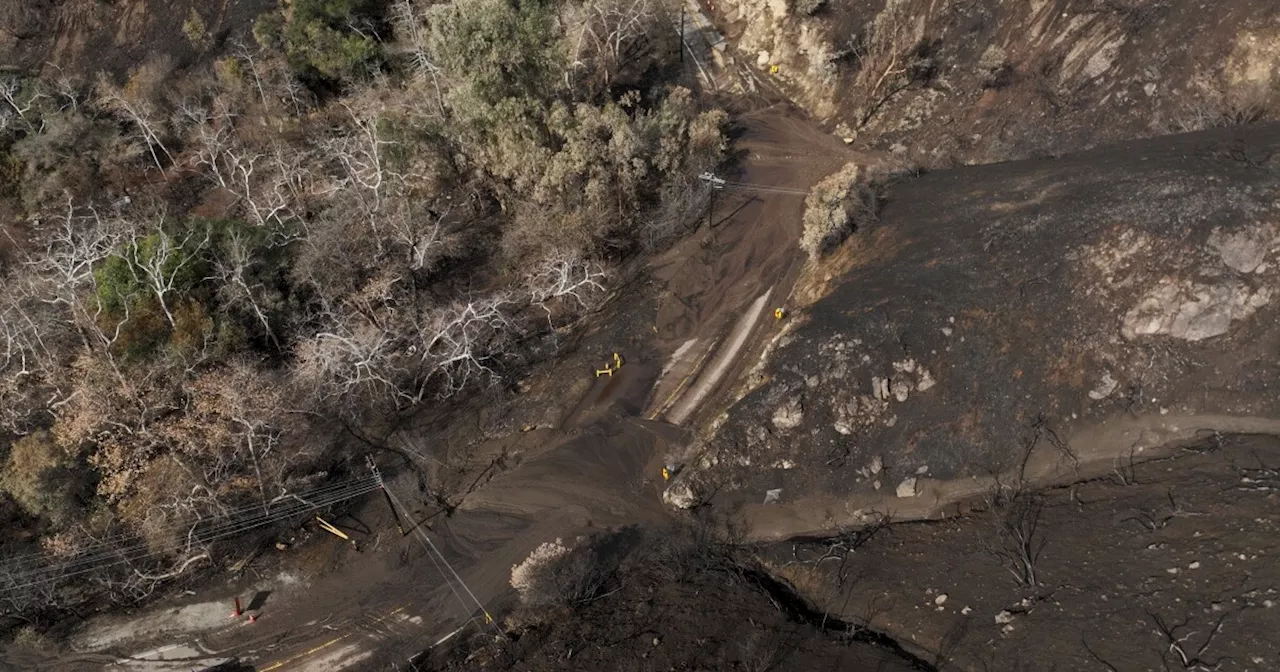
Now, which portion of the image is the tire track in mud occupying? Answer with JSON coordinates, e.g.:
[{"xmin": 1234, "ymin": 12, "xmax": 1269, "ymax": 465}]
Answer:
[{"xmin": 665, "ymin": 288, "xmax": 772, "ymax": 425}]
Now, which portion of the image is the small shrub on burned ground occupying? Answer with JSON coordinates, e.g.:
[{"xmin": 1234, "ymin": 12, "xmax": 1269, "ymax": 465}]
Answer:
[{"xmin": 801, "ymin": 162, "xmax": 881, "ymax": 258}]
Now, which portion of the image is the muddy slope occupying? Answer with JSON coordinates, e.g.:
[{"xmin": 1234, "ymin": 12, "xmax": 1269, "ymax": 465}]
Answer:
[
  {"xmin": 766, "ymin": 433, "xmax": 1280, "ymax": 671},
  {"xmin": 687, "ymin": 121, "xmax": 1280, "ymax": 537}
]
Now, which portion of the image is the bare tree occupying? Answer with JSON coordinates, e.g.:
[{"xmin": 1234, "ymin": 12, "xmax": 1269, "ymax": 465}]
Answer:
[
  {"xmin": 386, "ymin": 202, "xmax": 459, "ymax": 273},
  {"xmin": 564, "ymin": 0, "xmax": 664, "ymax": 94},
  {"xmin": 415, "ymin": 293, "xmax": 516, "ymax": 396},
  {"xmin": 24, "ymin": 198, "xmax": 125, "ymax": 304},
  {"xmin": 1, "ymin": 199, "xmax": 128, "ymax": 429},
  {"xmin": 210, "ymin": 229, "xmax": 277, "ymax": 345},
  {"xmin": 189, "ymin": 101, "xmax": 240, "ymax": 190},
  {"xmin": 185, "ymin": 363, "xmax": 293, "ymax": 512},
  {"xmin": 390, "ymin": 0, "xmax": 447, "ymax": 114},
  {"xmin": 233, "ymin": 148, "xmax": 294, "ymax": 228},
  {"xmin": 0, "ymin": 285, "xmax": 59, "ymax": 431},
  {"xmin": 96, "ymin": 74, "xmax": 174, "ymax": 171},
  {"xmin": 739, "ymin": 630, "xmax": 784, "ymax": 672},
  {"xmin": 526, "ymin": 249, "xmax": 606, "ymax": 326},
  {"xmin": 983, "ymin": 489, "xmax": 1047, "ymax": 587},
  {"xmin": 319, "ymin": 102, "xmax": 407, "ymax": 260},
  {"xmin": 0, "ymin": 76, "xmax": 47, "ymax": 135},
  {"xmin": 188, "ymin": 103, "xmax": 300, "ymax": 229},
  {"xmin": 1148, "ymin": 609, "xmax": 1235, "ymax": 671},
  {"xmin": 118, "ymin": 224, "xmax": 209, "ymax": 326},
  {"xmin": 294, "ymin": 303, "xmax": 402, "ymax": 402},
  {"xmin": 232, "ymin": 40, "xmax": 272, "ymax": 109},
  {"xmin": 330, "ymin": 103, "xmax": 395, "ymax": 199}
]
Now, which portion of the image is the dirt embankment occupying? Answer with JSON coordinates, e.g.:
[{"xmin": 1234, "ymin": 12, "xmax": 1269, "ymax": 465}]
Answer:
[
  {"xmin": 706, "ymin": 0, "xmax": 1280, "ymax": 165},
  {"xmin": 681, "ymin": 120, "xmax": 1280, "ymax": 539}
]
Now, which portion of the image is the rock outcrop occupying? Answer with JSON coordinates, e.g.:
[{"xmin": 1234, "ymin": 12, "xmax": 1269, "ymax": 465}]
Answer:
[{"xmin": 709, "ymin": 0, "xmax": 1280, "ymax": 165}]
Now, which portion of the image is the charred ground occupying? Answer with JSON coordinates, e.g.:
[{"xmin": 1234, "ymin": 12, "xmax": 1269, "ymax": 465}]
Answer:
[{"xmin": 692, "ymin": 121, "xmax": 1280, "ymax": 536}]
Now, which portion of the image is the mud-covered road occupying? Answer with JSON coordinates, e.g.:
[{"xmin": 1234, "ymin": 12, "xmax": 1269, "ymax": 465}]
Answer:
[{"xmin": 4, "ymin": 106, "xmax": 922, "ymax": 672}]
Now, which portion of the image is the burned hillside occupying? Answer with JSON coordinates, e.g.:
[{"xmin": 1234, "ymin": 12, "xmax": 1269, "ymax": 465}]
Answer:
[{"xmin": 687, "ymin": 122, "xmax": 1280, "ymax": 537}]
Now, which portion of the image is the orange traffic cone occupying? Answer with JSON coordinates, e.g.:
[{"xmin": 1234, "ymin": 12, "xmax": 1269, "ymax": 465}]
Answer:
[{"xmin": 230, "ymin": 597, "xmax": 242, "ymax": 618}]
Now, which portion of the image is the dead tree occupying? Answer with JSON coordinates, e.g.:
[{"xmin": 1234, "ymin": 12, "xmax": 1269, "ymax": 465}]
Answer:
[
  {"xmin": 738, "ymin": 630, "xmax": 784, "ymax": 672},
  {"xmin": 786, "ymin": 512, "xmax": 890, "ymax": 589},
  {"xmin": 1148, "ymin": 609, "xmax": 1234, "ymax": 671},
  {"xmin": 415, "ymin": 293, "xmax": 517, "ymax": 397},
  {"xmin": 853, "ymin": 0, "xmax": 929, "ymax": 129},
  {"xmin": 96, "ymin": 75, "xmax": 174, "ymax": 171},
  {"xmin": 1235, "ymin": 453, "xmax": 1280, "ymax": 492},
  {"xmin": 984, "ymin": 489, "xmax": 1047, "ymax": 587},
  {"xmin": 526, "ymin": 249, "xmax": 606, "ymax": 327}
]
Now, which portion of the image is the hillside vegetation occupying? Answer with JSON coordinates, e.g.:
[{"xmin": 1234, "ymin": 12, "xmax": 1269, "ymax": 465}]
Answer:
[{"xmin": 0, "ymin": 0, "xmax": 723, "ymax": 616}]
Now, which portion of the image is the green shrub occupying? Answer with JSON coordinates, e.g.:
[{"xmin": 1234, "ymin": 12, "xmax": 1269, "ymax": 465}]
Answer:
[
  {"xmin": 794, "ymin": 0, "xmax": 826, "ymax": 15},
  {"xmin": 287, "ymin": 19, "xmax": 380, "ymax": 81},
  {"xmin": 93, "ymin": 231, "xmax": 206, "ymax": 318},
  {"xmin": 182, "ymin": 9, "xmax": 211, "ymax": 49},
  {"xmin": 426, "ymin": 0, "xmax": 561, "ymax": 106},
  {"xmin": 252, "ymin": 12, "xmax": 286, "ymax": 52},
  {"xmin": 256, "ymin": 0, "xmax": 384, "ymax": 84},
  {"xmin": 9, "ymin": 625, "xmax": 53, "ymax": 652}
]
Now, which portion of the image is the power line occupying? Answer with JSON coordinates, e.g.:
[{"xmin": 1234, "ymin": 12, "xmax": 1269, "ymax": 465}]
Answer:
[
  {"xmin": 699, "ymin": 172, "xmax": 809, "ymax": 196},
  {"xmin": 50, "ymin": 481, "xmax": 379, "ymax": 578},
  {"xmin": 383, "ymin": 486, "xmax": 504, "ymax": 640},
  {"xmin": 0, "ymin": 476, "xmax": 382, "ymax": 595},
  {"xmin": 1, "ymin": 480, "xmax": 382, "ymax": 593},
  {"xmin": 0, "ymin": 476, "xmax": 379, "ymax": 577},
  {"xmin": 722, "ymin": 180, "xmax": 809, "ymax": 195},
  {"xmin": 0, "ymin": 476, "xmax": 380, "ymax": 575}
]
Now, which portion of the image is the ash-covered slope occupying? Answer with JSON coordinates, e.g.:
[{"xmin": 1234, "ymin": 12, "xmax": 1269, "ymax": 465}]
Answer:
[{"xmin": 693, "ymin": 122, "xmax": 1280, "ymax": 537}]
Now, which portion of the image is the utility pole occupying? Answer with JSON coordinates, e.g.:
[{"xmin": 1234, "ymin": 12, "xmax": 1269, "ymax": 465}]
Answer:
[
  {"xmin": 679, "ymin": 6, "xmax": 685, "ymax": 64},
  {"xmin": 698, "ymin": 171, "xmax": 725, "ymax": 228}
]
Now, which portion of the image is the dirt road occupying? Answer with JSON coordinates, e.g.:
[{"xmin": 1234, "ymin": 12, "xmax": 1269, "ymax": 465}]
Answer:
[{"xmin": 647, "ymin": 107, "xmax": 856, "ymax": 427}]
